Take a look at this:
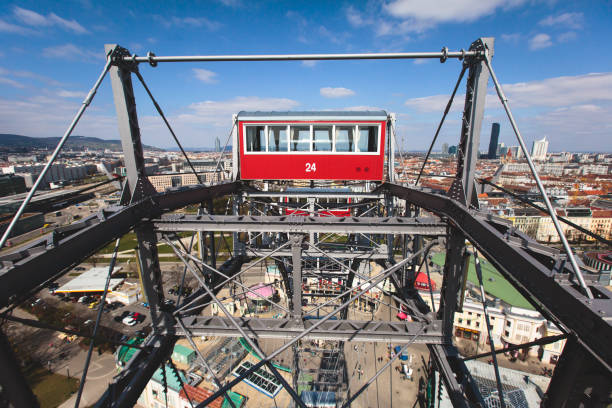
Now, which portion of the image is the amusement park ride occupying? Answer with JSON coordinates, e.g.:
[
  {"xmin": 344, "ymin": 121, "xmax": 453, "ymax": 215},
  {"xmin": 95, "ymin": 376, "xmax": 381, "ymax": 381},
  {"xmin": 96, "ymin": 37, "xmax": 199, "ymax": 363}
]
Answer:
[{"xmin": 0, "ymin": 37, "xmax": 611, "ymax": 407}]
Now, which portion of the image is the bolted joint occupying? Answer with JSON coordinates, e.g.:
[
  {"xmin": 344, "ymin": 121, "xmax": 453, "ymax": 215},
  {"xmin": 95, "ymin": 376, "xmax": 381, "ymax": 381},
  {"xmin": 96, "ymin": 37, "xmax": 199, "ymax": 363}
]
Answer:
[
  {"xmin": 109, "ymin": 45, "xmax": 139, "ymax": 72},
  {"xmin": 439, "ymin": 47, "xmax": 448, "ymax": 63}
]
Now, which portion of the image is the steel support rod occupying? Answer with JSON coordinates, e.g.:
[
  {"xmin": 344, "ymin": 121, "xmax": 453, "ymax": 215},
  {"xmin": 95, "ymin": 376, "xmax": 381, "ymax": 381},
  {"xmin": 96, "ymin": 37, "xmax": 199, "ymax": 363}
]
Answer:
[
  {"xmin": 341, "ymin": 327, "xmax": 425, "ymax": 408},
  {"xmin": 478, "ymin": 178, "xmax": 612, "ymax": 246},
  {"xmin": 176, "ymin": 317, "xmax": 235, "ymax": 408},
  {"xmin": 173, "ymin": 240, "xmax": 292, "ymax": 315},
  {"xmin": 462, "ymin": 334, "xmax": 567, "ymax": 362},
  {"xmin": 166, "ymin": 239, "xmax": 307, "ymax": 408},
  {"xmin": 167, "ymin": 242, "xmax": 291, "ymax": 314},
  {"xmin": 125, "ymin": 50, "xmax": 479, "ymax": 64},
  {"xmin": 195, "ymin": 241, "xmax": 437, "ymax": 408},
  {"xmin": 0, "ymin": 55, "xmax": 112, "ymax": 249},
  {"xmin": 484, "ymin": 56, "xmax": 593, "ymax": 299},
  {"xmin": 74, "ymin": 236, "xmax": 121, "ymax": 408},
  {"xmin": 304, "ymin": 240, "xmax": 433, "ymax": 319},
  {"xmin": 415, "ymin": 65, "xmax": 467, "ymax": 186},
  {"xmin": 473, "ymin": 250, "xmax": 505, "ymax": 408}
]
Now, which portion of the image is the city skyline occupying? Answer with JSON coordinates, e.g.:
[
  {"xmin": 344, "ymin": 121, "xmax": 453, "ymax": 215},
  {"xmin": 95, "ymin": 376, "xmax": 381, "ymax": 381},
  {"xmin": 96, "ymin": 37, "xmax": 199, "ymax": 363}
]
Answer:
[{"xmin": 0, "ymin": 1, "xmax": 611, "ymax": 153}]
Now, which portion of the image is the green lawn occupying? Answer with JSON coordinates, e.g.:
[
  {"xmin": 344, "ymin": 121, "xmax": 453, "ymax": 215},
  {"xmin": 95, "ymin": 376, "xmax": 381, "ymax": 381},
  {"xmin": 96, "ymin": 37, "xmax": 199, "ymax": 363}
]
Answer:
[
  {"xmin": 25, "ymin": 364, "xmax": 79, "ymax": 408},
  {"xmin": 431, "ymin": 251, "xmax": 534, "ymax": 310}
]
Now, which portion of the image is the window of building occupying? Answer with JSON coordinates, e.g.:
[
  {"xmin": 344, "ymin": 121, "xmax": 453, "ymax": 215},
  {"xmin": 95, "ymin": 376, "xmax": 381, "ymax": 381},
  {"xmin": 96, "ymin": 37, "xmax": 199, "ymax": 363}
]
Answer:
[
  {"xmin": 268, "ymin": 126, "xmax": 288, "ymax": 152},
  {"xmin": 476, "ymin": 322, "xmax": 480, "ymax": 328},
  {"xmin": 335, "ymin": 126, "xmax": 355, "ymax": 152},
  {"xmin": 357, "ymin": 125, "xmax": 378, "ymax": 152},
  {"xmin": 458, "ymin": 318, "xmax": 463, "ymax": 323},
  {"xmin": 467, "ymin": 320, "xmax": 472, "ymax": 325},
  {"xmin": 504, "ymin": 330, "xmax": 510, "ymax": 337},
  {"xmin": 291, "ymin": 126, "xmax": 311, "ymax": 151},
  {"xmin": 506, "ymin": 320, "xmax": 512, "ymax": 327},
  {"xmin": 313, "ymin": 126, "xmax": 332, "ymax": 151},
  {"xmin": 468, "ymin": 312, "xmax": 472, "ymax": 315},
  {"xmin": 246, "ymin": 126, "xmax": 266, "ymax": 151},
  {"xmin": 171, "ymin": 176, "xmax": 182, "ymax": 187}
]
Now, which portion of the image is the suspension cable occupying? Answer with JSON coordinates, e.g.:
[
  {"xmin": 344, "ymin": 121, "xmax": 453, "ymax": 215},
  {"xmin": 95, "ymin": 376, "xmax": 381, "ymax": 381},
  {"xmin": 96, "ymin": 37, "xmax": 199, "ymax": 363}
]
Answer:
[
  {"xmin": 478, "ymin": 178, "xmax": 612, "ymax": 246},
  {"xmin": 483, "ymin": 56, "xmax": 593, "ymax": 299},
  {"xmin": 133, "ymin": 71, "xmax": 200, "ymax": 181},
  {"xmin": 0, "ymin": 54, "xmax": 112, "ymax": 249},
  {"xmin": 473, "ymin": 250, "xmax": 506, "ymax": 408},
  {"xmin": 415, "ymin": 65, "xmax": 467, "ymax": 186}
]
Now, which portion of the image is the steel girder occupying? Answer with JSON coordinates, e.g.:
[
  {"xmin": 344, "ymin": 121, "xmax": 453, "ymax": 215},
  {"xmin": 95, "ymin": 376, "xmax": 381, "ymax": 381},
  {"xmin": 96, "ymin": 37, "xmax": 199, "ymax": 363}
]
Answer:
[
  {"xmin": 174, "ymin": 316, "xmax": 445, "ymax": 344},
  {"xmin": 153, "ymin": 214, "xmax": 447, "ymax": 235},
  {"xmin": 0, "ymin": 182, "xmax": 241, "ymax": 308},
  {"xmin": 248, "ymin": 248, "xmax": 390, "ymax": 259},
  {"xmin": 95, "ymin": 334, "xmax": 176, "ymax": 408},
  {"xmin": 382, "ymin": 182, "xmax": 612, "ymax": 373}
]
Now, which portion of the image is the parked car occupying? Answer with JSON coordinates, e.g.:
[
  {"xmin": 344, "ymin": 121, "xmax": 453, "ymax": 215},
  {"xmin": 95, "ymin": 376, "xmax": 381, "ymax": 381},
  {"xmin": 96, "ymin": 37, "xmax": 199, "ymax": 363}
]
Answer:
[
  {"xmin": 83, "ymin": 320, "xmax": 94, "ymax": 326},
  {"xmin": 30, "ymin": 298, "xmax": 43, "ymax": 307},
  {"xmin": 122, "ymin": 316, "xmax": 137, "ymax": 326},
  {"xmin": 88, "ymin": 301, "xmax": 100, "ymax": 309},
  {"xmin": 140, "ymin": 302, "xmax": 149, "ymax": 308}
]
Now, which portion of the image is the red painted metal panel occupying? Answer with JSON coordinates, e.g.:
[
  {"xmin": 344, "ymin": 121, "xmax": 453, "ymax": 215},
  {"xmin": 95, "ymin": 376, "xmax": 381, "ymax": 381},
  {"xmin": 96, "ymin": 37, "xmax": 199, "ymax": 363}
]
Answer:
[{"xmin": 238, "ymin": 120, "xmax": 386, "ymax": 181}]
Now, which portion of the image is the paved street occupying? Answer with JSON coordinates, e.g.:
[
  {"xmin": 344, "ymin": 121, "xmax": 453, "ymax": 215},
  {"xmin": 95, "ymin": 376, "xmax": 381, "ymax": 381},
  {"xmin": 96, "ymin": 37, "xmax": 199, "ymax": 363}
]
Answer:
[{"xmin": 57, "ymin": 350, "xmax": 118, "ymax": 408}]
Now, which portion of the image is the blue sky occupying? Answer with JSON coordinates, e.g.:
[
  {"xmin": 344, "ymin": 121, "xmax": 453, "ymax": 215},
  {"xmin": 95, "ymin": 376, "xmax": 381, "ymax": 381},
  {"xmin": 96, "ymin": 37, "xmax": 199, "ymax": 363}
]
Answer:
[{"xmin": 0, "ymin": 0, "xmax": 611, "ymax": 152}]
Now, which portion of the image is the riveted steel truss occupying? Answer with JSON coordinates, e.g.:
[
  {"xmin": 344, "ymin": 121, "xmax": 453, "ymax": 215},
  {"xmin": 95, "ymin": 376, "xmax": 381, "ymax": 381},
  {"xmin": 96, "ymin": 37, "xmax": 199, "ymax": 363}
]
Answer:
[{"xmin": 0, "ymin": 39, "xmax": 610, "ymax": 408}]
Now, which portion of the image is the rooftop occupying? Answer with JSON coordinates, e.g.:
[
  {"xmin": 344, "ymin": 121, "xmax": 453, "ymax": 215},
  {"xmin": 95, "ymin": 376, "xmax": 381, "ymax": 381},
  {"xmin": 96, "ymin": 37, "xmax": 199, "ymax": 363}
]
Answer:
[
  {"xmin": 55, "ymin": 266, "xmax": 123, "ymax": 293},
  {"xmin": 431, "ymin": 252, "xmax": 534, "ymax": 310}
]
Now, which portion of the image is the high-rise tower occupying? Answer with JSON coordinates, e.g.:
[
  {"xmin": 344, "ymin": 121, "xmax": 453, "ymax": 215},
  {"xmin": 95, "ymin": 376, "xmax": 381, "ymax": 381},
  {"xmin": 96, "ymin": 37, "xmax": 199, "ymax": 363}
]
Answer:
[{"xmin": 487, "ymin": 123, "xmax": 500, "ymax": 159}]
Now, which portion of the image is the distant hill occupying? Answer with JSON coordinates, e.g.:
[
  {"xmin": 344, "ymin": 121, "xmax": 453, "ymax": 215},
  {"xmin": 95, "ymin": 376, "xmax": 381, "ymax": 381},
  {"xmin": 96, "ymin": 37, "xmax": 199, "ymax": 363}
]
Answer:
[{"xmin": 0, "ymin": 134, "xmax": 163, "ymax": 152}]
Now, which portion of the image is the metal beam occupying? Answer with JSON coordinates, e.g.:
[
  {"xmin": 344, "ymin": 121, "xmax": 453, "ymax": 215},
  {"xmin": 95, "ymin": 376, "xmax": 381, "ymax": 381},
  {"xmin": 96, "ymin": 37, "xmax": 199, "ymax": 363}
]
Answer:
[
  {"xmin": 95, "ymin": 334, "xmax": 176, "ymax": 408},
  {"xmin": 290, "ymin": 234, "xmax": 304, "ymax": 318},
  {"xmin": 0, "ymin": 329, "xmax": 40, "ymax": 408},
  {"xmin": 249, "ymin": 248, "xmax": 389, "ymax": 259},
  {"xmin": 153, "ymin": 214, "xmax": 447, "ymax": 235},
  {"xmin": 175, "ymin": 316, "xmax": 445, "ymax": 344},
  {"xmin": 105, "ymin": 44, "xmax": 155, "ymax": 200},
  {"xmin": 0, "ymin": 182, "xmax": 241, "ymax": 308},
  {"xmin": 448, "ymin": 37, "xmax": 493, "ymax": 205},
  {"xmin": 124, "ymin": 49, "xmax": 481, "ymax": 64},
  {"xmin": 383, "ymin": 182, "xmax": 612, "ymax": 372}
]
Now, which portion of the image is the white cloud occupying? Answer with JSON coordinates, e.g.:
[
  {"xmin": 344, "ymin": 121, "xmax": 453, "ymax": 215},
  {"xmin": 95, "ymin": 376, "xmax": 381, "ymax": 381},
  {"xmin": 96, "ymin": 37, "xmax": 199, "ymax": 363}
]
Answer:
[
  {"xmin": 193, "ymin": 68, "xmax": 218, "ymax": 84},
  {"xmin": 496, "ymin": 72, "xmax": 612, "ymax": 108},
  {"xmin": 339, "ymin": 106, "xmax": 383, "ymax": 111},
  {"xmin": 154, "ymin": 15, "xmax": 222, "ymax": 31},
  {"xmin": 501, "ymin": 33, "xmax": 521, "ymax": 43},
  {"xmin": 13, "ymin": 6, "xmax": 88, "ymax": 34},
  {"xmin": 558, "ymin": 31, "xmax": 577, "ymax": 43},
  {"xmin": 346, "ymin": 6, "xmax": 366, "ymax": 26},
  {"xmin": 302, "ymin": 60, "xmax": 317, "ymax": 68},
  {"xmin": 0, "ymin": 77, "xmax": 25, "ymax": 88},
  {"xmin": 384, "ymin": 0, "xmax": 526, "ymax": 23},
  {"xmin": 320, "ymin": 87, "xmax": 356, "ymax": 98},
  {"xmin": 529, "ymin": 33, "xmax": 552, "ymax": 50},
  {"xmin": 43, "ymin": 44, "xmax": 104, "ymax": 62},
  {"xmin": 0, "ymin": 18, "xmax": 36, "ymax": 35},
  {"xmin": 218, "ymin": 0, "xmax": 242, "ymax": 7},
  {"xmin": 405, "ymin": 94, "xmax": 458, "ymax": 112},
  {"xmin": 177, "ymin": 96, "xmax": 300, "ymax": 127},
  {"xmin": 57, "ymin": 90, "xmax": 87, "ymax": 98},
  {"xmin": 539, "ymin": 12, "xmax": 583, "ymax": 29},
  {"xmin": 405, "ymin": 72, "xmax": 612, "ymax": 112}
]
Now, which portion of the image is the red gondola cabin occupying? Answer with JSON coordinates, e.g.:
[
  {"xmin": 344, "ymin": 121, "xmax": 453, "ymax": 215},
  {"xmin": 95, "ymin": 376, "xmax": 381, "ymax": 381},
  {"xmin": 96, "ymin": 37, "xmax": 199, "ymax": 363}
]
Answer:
[{"xmin": 233, "ymin": 111, "xmax": 389, "ymax": 181}]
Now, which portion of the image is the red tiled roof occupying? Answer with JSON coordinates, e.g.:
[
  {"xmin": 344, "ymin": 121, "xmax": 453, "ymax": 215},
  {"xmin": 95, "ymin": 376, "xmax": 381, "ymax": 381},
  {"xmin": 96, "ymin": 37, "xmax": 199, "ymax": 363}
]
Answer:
[{"xmin": 179, "ymin": 384, "xmax": 224, "ymax": 408}]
